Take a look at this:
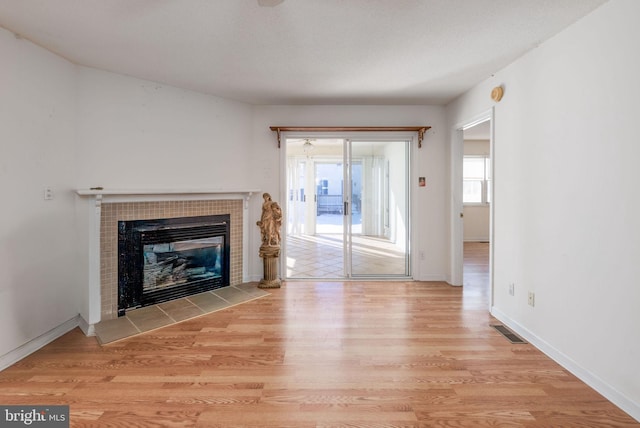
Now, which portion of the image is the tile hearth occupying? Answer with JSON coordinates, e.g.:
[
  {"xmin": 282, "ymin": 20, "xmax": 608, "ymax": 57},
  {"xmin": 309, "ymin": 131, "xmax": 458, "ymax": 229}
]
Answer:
[{"xmin": 94, "ymin": 283, "xmax": 269, "ymax": 344}]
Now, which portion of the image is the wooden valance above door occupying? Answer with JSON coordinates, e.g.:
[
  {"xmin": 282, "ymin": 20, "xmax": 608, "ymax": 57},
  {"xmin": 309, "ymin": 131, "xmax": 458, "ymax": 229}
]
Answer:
[{"xmin": 269, "ymin": 126, "xmax": 431, "ymax": 148}]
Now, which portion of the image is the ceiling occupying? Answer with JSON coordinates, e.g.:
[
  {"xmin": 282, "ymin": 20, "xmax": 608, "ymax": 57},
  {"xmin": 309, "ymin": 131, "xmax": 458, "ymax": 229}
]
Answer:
[{"xmin": 0, "ymin": 0, "xmax": 607, "ymax": 105}]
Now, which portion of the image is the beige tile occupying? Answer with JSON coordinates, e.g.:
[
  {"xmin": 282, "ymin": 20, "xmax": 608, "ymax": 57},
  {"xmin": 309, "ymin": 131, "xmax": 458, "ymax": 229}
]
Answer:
[
  {"xmin": 94, "ymin": 317, "xmax": 139, "ymax": 345},
  {"xmin": 158, "ymin": 298, "xmax": 205, "ymax": 322},
  {"xmin": 157, "ymin": 297, "xmax": 193, "ymax": 311},
  {"xmin": 212, "ymin": 286, "xmax": 253, "ymax": 305},
  {"xmin": 164, "ymin": 305, "xmax": 204, "ymax": 322},
  {"xmin": 188, "ymin": 291, "xmax": 230, "ymax": 312},
  {"xmin": 286, "ymin": 233, "xmax": 407, "ymax": 278},
  {"xmin": 95, "ymin": 284, "xmax": 270, "ymax": 345},
  {"xmin": 234, "ymin": 282, "xmax": 271, "ymax": 298},
  {"xmin": 126, "ymin": 305, "xmax": 173, "ymax": 332}
]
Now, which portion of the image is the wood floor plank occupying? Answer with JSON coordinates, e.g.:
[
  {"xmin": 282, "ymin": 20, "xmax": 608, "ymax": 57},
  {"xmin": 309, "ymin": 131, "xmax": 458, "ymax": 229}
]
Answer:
[{"xmin": 0, "ymin": 243, "xmax": 637, "ymax": 426}]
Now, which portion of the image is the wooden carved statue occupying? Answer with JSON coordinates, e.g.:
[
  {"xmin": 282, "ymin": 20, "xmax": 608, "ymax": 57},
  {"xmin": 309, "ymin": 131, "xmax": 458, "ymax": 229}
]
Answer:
[
  {"xmin": 257, "ymin": 192, "xmax": 282, "ymax": 247},
  {"xmin": 256, "ymin": 192, "xmax": 282, "ymax": 288}
]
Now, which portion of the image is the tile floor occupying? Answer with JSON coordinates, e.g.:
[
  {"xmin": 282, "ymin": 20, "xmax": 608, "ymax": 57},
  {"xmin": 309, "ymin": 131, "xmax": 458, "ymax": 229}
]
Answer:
[
  {"xmin": 94, "ymin": 283, "xmax": 270, "ymax": 344},
  {"xmin": 285, "ymin": 233, "xmax": 408, "ymax": 278}
]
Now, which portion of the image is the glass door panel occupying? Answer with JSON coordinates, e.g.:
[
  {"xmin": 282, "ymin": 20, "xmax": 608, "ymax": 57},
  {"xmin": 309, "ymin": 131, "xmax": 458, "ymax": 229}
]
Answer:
[
  {"xmin": 285, "ymin": 138, "xmax": 345, "ymax": 279},
  {"xmin": 285, "ymin": 137, "xmax": 409, "ymax": 279},
  {"xmin": 313, "ymin": 160, "xmax": 345, "ymax": 277},
  {"xmin": 349, "ymin": 140, "xmax": 410, "ymax": 277}
]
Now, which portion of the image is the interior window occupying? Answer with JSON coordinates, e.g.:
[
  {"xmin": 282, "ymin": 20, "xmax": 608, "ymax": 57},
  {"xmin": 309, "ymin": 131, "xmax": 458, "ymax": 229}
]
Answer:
[{"xmin": 463, "ymin": 155, "xmax": 491, "ymax": 204}]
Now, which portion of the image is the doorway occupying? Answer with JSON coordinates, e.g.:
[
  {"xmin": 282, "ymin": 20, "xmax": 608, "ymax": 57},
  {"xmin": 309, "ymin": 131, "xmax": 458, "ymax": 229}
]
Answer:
[
  {"xmin": 284, "ymin": 137, "xmax": 410, "ymax": 279},
  {"xmin": 462, "ymin": 120, "xmax": 491, "ymax": 300},
  {"xmin": 451, "ymin": 110, "xmax": 494, "ymax": 308}
]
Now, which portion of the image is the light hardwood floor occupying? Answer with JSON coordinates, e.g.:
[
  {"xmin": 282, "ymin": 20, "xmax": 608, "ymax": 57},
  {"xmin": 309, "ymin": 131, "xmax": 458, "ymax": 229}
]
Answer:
[{"xmin": 0, "ymin": 243, "xmax": 637, "ymax": 427}]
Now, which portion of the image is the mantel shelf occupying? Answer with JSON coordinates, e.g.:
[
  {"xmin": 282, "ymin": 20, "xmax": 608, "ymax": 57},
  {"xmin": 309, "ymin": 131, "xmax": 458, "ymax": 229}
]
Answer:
[
  {"xmin": 76, "ymin": 188, "xmax": 260, "ymax": 197},
  {"xmin": 75, "ymin": 188, "xmax": 261, "ymax": 206}
]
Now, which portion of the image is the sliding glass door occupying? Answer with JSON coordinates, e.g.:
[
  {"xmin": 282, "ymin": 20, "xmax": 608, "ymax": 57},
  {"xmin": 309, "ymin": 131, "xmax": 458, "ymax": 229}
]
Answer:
[
  {"xmin": 348, "ymin": 140, "xmax": 409, "ymax": 276},
  {"xmin": 285, "ymin": 137, "xmax": 410, "ymax": 279}
]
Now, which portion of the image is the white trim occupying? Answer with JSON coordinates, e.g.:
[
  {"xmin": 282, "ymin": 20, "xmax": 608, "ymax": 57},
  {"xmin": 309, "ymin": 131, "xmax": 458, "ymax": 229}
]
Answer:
[
  {"xmin": 462, "ymin": 117, "xmax": 491, "ymax": 131},
  {"xmin": 463, "ymin": 202, "xmax": 491, "ymax": 207},
  {"xmin": 450, "ymin": 108, "xmax": 494, "ymax": 305},
  {"xmin": 449, "ymin": 127, "xmax": 464, "ymax": 286},
  {"xmin": 464, "ymin": 237, "xmax": 490, "ymax": 242},
  {"xmin": 279, "ymin": 137, "xmax": 288, "ymax": 280},
  {"xmin": 242, "ymin": 198, "xmax": 251, "ymax": 283},
  {"xmin": 419, "ymin": 274, "xmax": 448, "ymax": 282},
  {"xmin": 76, "ymin": 188, "xmax": 259, "ymax": 196},
  {"xmin": 87, "ymin": 195, "xmax": 102, "ymax": 326},
  {"xmin": 409, "ymin": 134, "xmax": 417, "ymax": 280},
  {"xmin": 491, "ymin": 308, "xmax": 640, "ymax": 423},
  {"xmin": 0, "ymin": 316, "xmax": 79, "ymax": 371},
  {"xmin": 77, "ymin": 314, "xmax": 95, "ymax": 337},
  {"xmin": 488, "ymin": 115, "xmax": 496, "ymax": 308},
  {"xmin": 76, "ymin": 189, "xmax": 259, "ymax": 204},
  {"xmin": 281, "ymin": 131, "xmax": 415, "ymax": 280},
  {"xmin": 76, "ymin": 190, "xmax": 260, "ymax": 329}
]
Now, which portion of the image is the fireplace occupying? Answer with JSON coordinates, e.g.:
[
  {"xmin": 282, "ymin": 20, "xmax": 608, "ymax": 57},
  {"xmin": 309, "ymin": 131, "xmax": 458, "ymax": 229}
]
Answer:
[{"xmin": 118, "ymin": 214, "xmax": 230, "ymax": 316}]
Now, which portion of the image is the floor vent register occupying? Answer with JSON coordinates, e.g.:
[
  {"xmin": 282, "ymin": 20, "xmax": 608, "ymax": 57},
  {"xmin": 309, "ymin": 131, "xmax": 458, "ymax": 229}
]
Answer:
[{"xmin": 491, "ymin": 324, "xmax": 528, "ymax": 344}]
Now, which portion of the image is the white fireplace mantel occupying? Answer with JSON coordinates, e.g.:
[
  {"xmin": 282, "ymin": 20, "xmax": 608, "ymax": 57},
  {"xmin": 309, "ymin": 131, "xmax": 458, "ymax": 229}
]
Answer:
[
  {"xmin": 76, "ymin": 188, "xmax": 260, "ymax": 206},
  {"xmin": 75, "ymin": 188, "xmax": 260, "ymax": 336}
]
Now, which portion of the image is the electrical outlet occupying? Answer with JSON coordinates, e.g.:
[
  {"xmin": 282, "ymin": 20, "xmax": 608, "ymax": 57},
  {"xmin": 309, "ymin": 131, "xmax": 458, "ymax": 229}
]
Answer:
[
  {"xmin": 528, "ymin": 291, "xmax": 535, "ymax": 307},
  {"xmin": 509, "ymin": 283, "xmax": 515, "ymax": 296},
  {"xmin": 44, "ymin": 186, "xmax": 54, "ymax": 200}
]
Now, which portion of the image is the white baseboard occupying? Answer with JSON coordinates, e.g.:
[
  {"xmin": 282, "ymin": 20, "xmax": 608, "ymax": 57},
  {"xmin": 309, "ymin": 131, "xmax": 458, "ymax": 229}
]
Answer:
[
  {"xmin": 417, "ymin": 274, "xmax": 448, "ymax": 282},
  {"xmin": 491, "ymin": 307, "xmax": 640, "ymax": 423},
  {"xmin": 0, "ymin": 316, "xmax": 80, "ymax": 372},
  {"xmin": 444, "ymin": 274, "xmax": 462, "ymax": 286},
  {"xmin": 77, "ymin": 315, "xmax": 95, "ymax": 337},
  {"xmin": 464, "ymin": 237, "xmax": 490, "ymax": 242}
]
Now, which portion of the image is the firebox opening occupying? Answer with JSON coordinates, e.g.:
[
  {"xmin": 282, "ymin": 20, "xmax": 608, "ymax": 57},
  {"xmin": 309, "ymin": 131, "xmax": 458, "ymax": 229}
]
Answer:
[{"xmin": 118, "ymin": 214, "xmax": 231, "ymax": 316}]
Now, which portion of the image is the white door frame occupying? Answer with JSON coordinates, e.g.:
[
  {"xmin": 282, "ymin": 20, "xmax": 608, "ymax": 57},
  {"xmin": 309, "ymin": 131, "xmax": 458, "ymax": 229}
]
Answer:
[
  {"xmin": 450, "ymin": 108, "xmax": 495, "ymax": 309},
  {"xmin": 281, "ymin": 131, "xmax": 415, "ymax": 280}
]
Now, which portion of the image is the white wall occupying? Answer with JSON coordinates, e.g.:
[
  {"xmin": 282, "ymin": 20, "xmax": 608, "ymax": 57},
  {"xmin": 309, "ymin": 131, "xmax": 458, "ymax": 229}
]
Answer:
[
  {"xmin": 73, "ymin": 67, "xmax": 258, "ymax": 323},
  {"xmin": 463, "ymin": 205, "xmax": 489, "ymax": 242},
  {"xmin": 447, "ymin": 0, "xmax": 640, "ymax": 419},
  {"xmin": 251, "ymin": 105, "xmax": 447, "ymax": 280},
  {"xmin": 76, "ymin": 67, "xmax": 254, "ymax": 189},
  {"xmin": 0, "ymin": 28, "xmax": 79, "ymax": 361}
]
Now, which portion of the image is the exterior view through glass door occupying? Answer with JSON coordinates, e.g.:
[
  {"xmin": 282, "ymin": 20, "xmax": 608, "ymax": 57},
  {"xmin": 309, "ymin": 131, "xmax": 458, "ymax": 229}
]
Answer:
[{"xmin": 285, "ymin": 137, "xmax": 410, "ymax": 279}]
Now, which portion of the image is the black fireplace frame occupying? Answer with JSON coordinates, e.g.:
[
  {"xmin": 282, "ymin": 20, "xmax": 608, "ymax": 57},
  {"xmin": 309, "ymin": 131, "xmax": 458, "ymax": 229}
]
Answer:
[{"xmin": 117, "ymin": 214, "xmax": 230, "ymax": 316}]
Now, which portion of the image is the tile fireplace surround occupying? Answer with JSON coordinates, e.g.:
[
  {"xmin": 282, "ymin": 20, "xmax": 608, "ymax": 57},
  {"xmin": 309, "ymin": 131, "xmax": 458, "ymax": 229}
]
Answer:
[{"xmin": 76, "ymin": 189, "xmax": 259, "ymax": 333}]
